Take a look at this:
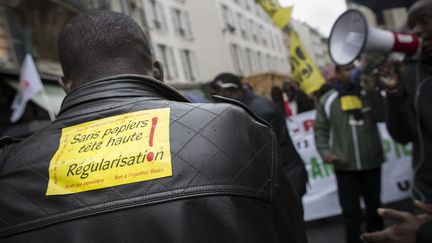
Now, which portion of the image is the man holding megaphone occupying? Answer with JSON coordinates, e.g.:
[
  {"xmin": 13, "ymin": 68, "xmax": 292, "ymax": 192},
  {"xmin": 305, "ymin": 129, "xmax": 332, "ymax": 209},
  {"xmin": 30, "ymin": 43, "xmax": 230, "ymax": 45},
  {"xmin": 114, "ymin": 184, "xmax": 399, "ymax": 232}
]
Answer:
[{"xmin": 337, "ymin": 0, "xmax": 432, "ymax": 242}]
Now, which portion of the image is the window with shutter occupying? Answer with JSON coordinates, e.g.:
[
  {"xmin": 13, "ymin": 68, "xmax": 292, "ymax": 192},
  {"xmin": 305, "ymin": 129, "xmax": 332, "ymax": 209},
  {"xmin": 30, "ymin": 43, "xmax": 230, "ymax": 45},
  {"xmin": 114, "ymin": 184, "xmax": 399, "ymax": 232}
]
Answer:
[
  {"xmin": 156, "ymin": 2, "xmax": 167, "ymax": 33},
  {"xmin": 230, "ymin": 44, "xmax": 242, "ymax": 74},
  {"xmin": 266, "ymin": 54, "xmax": 272, "ymax": 70},
  {"xmin": 184, "ymin": 12, "xmax": 193, "ymax": 39},
  {"xmin": 180, "ymin": 49, "xmax": 198, "ymax": 81},
  {"xmin": 167, "ymin": 47, "xmax": 178, "ymax": 80},
  {"xmin": 171, "ymin": 8, "xmax": 180, "ymax": 36},
  {"xmin": 251, "ymin": 51, "xmax": 259, "ymax": 72},
  {"xmin": 250, "ymin": 20, "xmax": 258, "ymax": 43},
  {"xmin": 190, "ymin": 51, "xmax": 199, "ymax": 80},
  {"xmin": 144, "ymin": 0, "xmax": 167, "ymax": 33},
  {"xmin": 156, "ymin": 44, "xmax": 178, "ymax": 81},
  {"xmin": 178, "ymin": 10, "xmax": 186, "ymax": 38},
  {"xmin": 245, "ymin": 48, "xmax": 253, "ymax": 74},
  {"xmin": 257, "ymin": 51, "xmax": 263, "ymax": 72},
  {"xmin": 180, "ymin": 49, "xmax": 190, "ymax": 80},
  {"xmin": 269, "ymin": 31, "xmax": 276, "ymax": 50},
  {"xmin": 221, "ymin": 5, "xmax": 236, "ymax": 34},
  {"xmin": 143, "ymin": 0, "xmax": 155, "ymax": 29},
  {"xmin": 259, "ymin": 25, "xmax": 267, "ymax": 46},
  {"xmin": 263, "ymin": 53, "xmax": 269, "ymax": 70}
]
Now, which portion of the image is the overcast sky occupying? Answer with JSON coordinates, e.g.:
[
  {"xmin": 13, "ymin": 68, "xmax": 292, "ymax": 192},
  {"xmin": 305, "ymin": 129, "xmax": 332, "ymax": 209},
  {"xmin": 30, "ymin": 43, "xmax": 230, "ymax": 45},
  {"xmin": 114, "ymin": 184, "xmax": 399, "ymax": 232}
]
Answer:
[{"xmin": 279, "ymin": 0, "xmax": 347, "ymax": 37}]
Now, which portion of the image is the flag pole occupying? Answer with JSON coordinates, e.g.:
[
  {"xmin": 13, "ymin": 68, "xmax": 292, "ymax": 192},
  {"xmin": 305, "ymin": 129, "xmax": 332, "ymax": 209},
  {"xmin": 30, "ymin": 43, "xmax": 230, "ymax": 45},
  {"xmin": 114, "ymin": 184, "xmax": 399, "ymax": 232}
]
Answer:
[{"xmin": 40, "ymin": 86, "xmax": 56, "ymax": 121}]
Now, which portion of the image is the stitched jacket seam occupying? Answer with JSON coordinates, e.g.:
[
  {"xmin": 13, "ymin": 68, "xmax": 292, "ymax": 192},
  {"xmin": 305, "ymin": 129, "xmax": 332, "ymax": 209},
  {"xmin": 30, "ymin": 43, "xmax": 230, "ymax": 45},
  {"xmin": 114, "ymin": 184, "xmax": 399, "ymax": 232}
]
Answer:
[{"xmin": 0, "ymin": 185, "xmax": 271, "ymax": 239}]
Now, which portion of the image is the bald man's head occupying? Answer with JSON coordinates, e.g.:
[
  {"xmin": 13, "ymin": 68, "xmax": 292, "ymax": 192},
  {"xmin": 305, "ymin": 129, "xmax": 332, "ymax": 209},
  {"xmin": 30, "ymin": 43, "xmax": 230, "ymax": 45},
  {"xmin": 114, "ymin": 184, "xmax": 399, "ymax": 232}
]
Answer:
[
  {"xmin": 58, "ymin": 11, "xmax": 155, "ymax": 90},
  {"xmin": 408, "ymin": 0, "xmax": 432, "ymax": 29},
  {"xmin": 408, "ymin": 0, "xmax": 432, "ymax": 58}
]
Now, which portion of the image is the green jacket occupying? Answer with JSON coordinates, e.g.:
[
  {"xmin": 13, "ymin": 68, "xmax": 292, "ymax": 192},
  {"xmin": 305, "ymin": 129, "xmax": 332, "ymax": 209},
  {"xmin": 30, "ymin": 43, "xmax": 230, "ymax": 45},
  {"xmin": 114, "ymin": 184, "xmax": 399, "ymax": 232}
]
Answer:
[{"xmin": 314, "ymin": 89, "xmax": 386, "ymax": 171}]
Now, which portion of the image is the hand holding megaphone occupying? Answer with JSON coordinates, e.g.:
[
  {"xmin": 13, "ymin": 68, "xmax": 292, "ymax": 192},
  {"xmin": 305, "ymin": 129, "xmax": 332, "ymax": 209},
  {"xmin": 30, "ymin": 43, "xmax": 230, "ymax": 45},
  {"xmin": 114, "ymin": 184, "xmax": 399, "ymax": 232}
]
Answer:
[{"xmin": 378, "ymin": 61, "xmax": 400, "ymax": 90}]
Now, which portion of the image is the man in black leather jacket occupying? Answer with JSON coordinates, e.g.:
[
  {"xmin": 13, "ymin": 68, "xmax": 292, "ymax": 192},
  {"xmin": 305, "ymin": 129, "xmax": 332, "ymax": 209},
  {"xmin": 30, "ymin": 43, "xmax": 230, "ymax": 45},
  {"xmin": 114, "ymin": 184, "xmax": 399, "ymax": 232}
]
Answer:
[
  {"xmin": 0, "ymin": 11, "xmax": 306, "ymax": 243},
  {"xmin": 360, "ymin": 1, "xmax": 432, "ymax": 242},
  {"xmin": 210, "ymin": 73, "xmax": 308, "ymax": 198}
]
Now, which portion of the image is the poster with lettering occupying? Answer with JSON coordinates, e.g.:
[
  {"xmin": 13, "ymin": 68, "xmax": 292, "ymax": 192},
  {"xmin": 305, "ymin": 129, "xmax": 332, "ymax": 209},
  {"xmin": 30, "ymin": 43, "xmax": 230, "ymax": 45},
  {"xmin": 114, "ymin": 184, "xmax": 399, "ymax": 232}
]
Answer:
[
  {"xmin": 287, "ymin": 110, "xmax": 413, "ymax": 221},
  {"xmin": 289, "ymin": 30, "xmax": 326, "ymax": 94},
  {"xmin": 46, "ymin": 108, "xmax": 171, "ymax": 196}
]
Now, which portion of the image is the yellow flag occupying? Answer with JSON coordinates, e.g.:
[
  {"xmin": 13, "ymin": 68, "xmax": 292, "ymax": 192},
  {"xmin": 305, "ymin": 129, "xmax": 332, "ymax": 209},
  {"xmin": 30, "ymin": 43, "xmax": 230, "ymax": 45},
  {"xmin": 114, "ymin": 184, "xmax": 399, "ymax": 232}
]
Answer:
[
  {"xmin": 272, "ymin": 7, "xmax": 293, "ymax": 29},
  {"xmin": 257, "ymin": 0, "xmax": 282, "ymax": 10},
  {"xmin": 258, "ymin": 0, "xmax": 325, "ymax": 93},
  {"xmin": 257, "ymin": 0, "xmax": 292, "ymax": 29},
  {"xmin": 289, "ymin": 30, "xmax": 326, "ymax": 94}
]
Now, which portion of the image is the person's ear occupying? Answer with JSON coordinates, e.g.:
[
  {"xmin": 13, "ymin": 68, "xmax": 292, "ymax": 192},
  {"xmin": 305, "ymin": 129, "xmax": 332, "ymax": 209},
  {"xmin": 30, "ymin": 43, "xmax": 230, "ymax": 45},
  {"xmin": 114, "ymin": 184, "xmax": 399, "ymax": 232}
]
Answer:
[
  {"xmin": 59, "ymin": 76, "xmax": 73, "ymax": 94},
  {"xmin": 152, "ymin": 61, "xmax": 164, "ymax": 82}
]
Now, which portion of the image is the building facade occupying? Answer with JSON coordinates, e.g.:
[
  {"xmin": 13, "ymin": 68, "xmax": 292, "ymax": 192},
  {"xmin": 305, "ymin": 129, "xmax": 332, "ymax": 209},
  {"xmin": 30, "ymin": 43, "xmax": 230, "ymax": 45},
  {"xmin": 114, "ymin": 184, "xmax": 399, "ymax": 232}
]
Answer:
[
  {"xmin": 193, "ymin": 0, "xmax": 290, "ymax": 80},
  {"xmin": 143, "ymin": 0, "xmax": 290, "ymax": 85},
  {"xmin": 347, "ymin": 3, "xmax": 409, "ymax": 31},
  {"xmin": 0, "ymin": 0, "xmax": 148, "ymax": 136},
  {"xmin": 1, "ymin": 0, "xmax": 290, "ymax": 86},
  {"xmin": 142, "ymin": 0, "xmax": 200, "ymax": 84},
  {"xmin": 1, "ymin": 0, "xmax": 291, "ymax": 136}
]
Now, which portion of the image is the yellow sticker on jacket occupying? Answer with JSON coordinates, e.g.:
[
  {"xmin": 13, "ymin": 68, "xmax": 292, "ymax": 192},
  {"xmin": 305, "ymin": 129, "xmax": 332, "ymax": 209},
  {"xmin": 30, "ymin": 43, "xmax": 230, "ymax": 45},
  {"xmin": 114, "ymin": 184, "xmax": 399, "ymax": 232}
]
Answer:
[
  {"xmin": 46, "ymin": 108, "xmax": 171, "ymax": 196},
  {"xmin": 340, "ymin": 95, "xmax": 363, "ymax": 111}
]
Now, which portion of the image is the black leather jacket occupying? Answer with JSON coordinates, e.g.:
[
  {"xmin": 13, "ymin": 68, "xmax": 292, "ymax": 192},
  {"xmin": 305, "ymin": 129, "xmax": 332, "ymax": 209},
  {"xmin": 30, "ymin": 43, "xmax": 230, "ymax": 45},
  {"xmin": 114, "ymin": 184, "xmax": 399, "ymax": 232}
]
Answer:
[
  {"xmin": 241, "ymin": 91, "xmax": 307, "ymax": 197},
  {"xmin": 0, "ymin": 75, "xmax": 306, "ymax": 243},
  {"xmin": 386, "ymin": 60, "xmax": 432, "ymax": 204}
]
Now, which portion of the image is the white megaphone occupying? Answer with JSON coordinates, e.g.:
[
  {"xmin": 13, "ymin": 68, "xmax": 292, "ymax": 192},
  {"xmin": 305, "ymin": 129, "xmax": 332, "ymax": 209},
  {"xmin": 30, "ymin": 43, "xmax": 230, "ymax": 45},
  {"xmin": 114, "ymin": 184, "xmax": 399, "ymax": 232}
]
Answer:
[{"xmin": 329, "ymin": 9, "xmax": 420, "ymax": 66}]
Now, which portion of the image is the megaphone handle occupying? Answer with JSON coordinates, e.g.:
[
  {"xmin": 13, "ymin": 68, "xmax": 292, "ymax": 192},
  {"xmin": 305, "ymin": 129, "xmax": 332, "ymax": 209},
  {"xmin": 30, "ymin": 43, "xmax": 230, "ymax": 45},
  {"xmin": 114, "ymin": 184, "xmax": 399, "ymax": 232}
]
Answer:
[
  {"xmin": 382, "ymin": 64, "xmax": 404, "ymax": 95},
  {"xmin": 379, "ymin": 64, "xmax": 395, "ymax": 85}
]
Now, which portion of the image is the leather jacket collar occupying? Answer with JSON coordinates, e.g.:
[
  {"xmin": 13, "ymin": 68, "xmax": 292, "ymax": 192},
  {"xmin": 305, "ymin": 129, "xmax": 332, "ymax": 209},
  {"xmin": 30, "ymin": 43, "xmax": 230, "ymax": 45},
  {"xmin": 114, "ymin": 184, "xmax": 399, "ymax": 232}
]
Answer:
[{"xmin": 59, "ymin": 74, "xmax": 190, "ymax": 116}]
